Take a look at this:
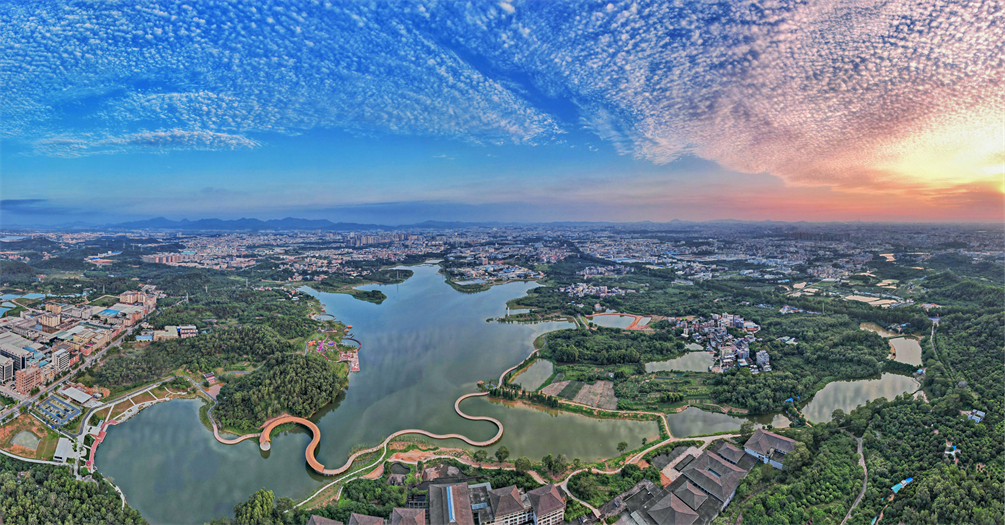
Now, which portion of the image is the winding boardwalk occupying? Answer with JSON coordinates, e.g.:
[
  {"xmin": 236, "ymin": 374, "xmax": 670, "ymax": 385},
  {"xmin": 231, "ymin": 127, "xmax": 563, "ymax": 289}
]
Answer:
[{"xmin": 213, "ymin": 391, "xmax": 503, "ymax": 476}]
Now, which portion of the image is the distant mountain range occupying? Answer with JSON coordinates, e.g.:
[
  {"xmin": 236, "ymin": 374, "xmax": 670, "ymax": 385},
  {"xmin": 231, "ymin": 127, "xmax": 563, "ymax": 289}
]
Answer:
[{"xmin": 105, "ymin": 217, "xmax": 505, "ymax": 231}]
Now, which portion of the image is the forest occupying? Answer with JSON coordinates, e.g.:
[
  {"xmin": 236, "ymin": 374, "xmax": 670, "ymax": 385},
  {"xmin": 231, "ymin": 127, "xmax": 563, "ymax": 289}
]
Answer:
[
  {"xmin": 543, "ymin": 327, "xmax": 685, "ymax": 365},
  {"xmin": 83, "ymin": 325, "xmax": 295, "ymax": 391},
  {"xmin": 0, "ymin": 455, "xmax": 146, "ymax": 524},
  {"xmin": 719, "ymin": 425, "xmax": 863, "ymax": 525},
  {"xmin": 213, "ymin": 353, "xmax": 349, "ymax": 432},
  {"xmin": 150, "ymin": 288, "xmax": 321, "ymax": 337}
]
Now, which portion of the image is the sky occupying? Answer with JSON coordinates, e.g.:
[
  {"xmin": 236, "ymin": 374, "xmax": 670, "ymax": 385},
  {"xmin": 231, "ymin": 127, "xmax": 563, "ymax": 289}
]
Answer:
[{"xmin": 1, "ymin": 0, "xmax": 1002, "ymax": 226}]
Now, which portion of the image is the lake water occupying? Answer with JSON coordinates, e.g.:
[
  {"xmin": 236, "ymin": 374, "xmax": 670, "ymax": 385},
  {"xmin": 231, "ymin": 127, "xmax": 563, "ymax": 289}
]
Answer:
[
  {"xmin": 890, "ymin": 337, "xmax": 923, "ymax": 366},
  {"xmin": 801, "ymin": 374, "xmax": 919, "ymax": 423},
  {"xmin": 0, "ymin": 293, "xmax": 44, "ymax": 300},
  {"xmin": 97, "ymin": 264, "xmax": 660, "ymax": 523},
  {"xmin": 645, "ymin": 352, "xmax": 714, "ymax": 373},
  {"xmin": 512, "ymin": 359, "xmax": 554, "ymax": 391},
  {"xmin": 589, "ymin": 315, "xmax": 636, "ymax": 328}
]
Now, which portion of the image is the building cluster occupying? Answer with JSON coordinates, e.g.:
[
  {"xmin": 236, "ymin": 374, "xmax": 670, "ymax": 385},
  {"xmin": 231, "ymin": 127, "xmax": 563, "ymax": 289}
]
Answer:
[
  {"xmin": 559, "ymin": 282, "xmax": 633, "ymax": 298},
  {"xmin": 448, "ymin": 264, "xmax": 543, "ymax": 287},
  {"xmin": 447, "ymin": 242, "xmax": 573, "ymax": 267},
  {"xmin": 0, "ymin": 288, "xmax": 157, "ymax": 395},
  {"xmin": 141, "ymin": 252, "xmax": 256, "ymax": 270},
  {"xmin": 306, "ymin": 480, "xmax": 566, "ymax": 525},
  {"xmin": 665, "ymin": 313, "xmax": 770, "ymax": 374},
  {"xmin": 577, "ymin": 265, "xmax": 634, "ymax": 278}
]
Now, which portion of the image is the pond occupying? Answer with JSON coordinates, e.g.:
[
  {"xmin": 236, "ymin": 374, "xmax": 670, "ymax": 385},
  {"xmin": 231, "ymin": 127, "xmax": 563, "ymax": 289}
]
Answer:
[
  {"xmin": 665, "ymin": 407, "xmax": 789, "ymax": 437},
  {"xmin": 589, "ymin": 314, "xmax": 636, "ymax": 329},
  {"xmin": 890, "ymin": 337, "xmax": 923, "ymax": 366},
  {"xmin": 97, "ymin": 264, "xmax": 660, "ymax": 524},
  {"xmin": 860, "ymin": 322, "xmax": 899, "ymax": 337},
  {"xmin": 801, "ymin": 374, "xmax": 919, "ymax": 423},
  {"xmin": 645, "ymin": 352, "xmax": 714, "ymax": 373},
  {"xmin": 511, "ymin": 359, "xmax": 554, "ymax": 391}
]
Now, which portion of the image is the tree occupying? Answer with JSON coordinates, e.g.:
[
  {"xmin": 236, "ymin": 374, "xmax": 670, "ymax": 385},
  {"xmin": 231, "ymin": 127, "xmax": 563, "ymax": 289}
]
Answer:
[
  {"xmin": 473, "ymin": 450, "xmax": 489, "ymax": 463},
  {"xmin": 514, "ymin": 457, "xmax": 532, "ymax": 474},
  {"xmin": 617, "ymin": 441, "xmax": 628, "ymax": 453},
  {"xmin": 831, "ymin": 408, "xmax": 846, "ymax": 426},
  {"xmin": 784, "ymin": 442, "xmax": 811, "ymax": 471},
  {"xmin": 542, "ymin": 454, "xmax": 554, "ymax": 471},
  {"xmin": 233, "ymin": 488, "xmax": 276, "ymax": 522},
  {"xmin": 740, "ymin": 420, "xmax": 755, "ymax": 440},
  {"xmin": 495, "ymin": 446, "xmax": 510, "ymax": 463},
  {"xmin": 642, "ymin": 438, "xmax": 647, "ymax": 446}
]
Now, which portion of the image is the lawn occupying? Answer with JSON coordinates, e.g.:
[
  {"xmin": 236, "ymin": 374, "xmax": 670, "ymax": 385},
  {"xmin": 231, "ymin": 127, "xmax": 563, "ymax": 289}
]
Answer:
[
  {"xmin": 108, "ymin": 401, "xmax": 134, "ymax": 421},
  {"xmin": 131, "ymin": 392, "xmax": 157, "ymax": 405}
]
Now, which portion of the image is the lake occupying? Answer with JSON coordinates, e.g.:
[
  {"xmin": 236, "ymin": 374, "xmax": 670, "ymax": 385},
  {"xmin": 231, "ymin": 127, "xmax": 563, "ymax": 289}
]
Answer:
[
  {"xmin": 97, "ymin": 264, "xmax": 660, "ymax": 523},
  {"xmin": 890, "ymin": 337, "xmax": 923, "ymax": 366},
  {"xmin": 645, "ymin": 352, "xmax": 714, "ymax": 373},
  {"xmin": 801, "ymin": 374, "xmax": 919, "ymax": 423}
]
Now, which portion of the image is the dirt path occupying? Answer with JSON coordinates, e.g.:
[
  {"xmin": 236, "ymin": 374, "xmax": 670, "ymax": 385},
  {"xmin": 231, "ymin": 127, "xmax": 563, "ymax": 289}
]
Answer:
[{"xmin": 840, "ymin": 435, "xmax": 867, "ymax": 525}]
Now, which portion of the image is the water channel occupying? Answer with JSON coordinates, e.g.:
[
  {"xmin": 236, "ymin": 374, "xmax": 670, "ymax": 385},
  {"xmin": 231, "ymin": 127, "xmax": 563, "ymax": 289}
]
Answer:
[{"xmin": 97, "ymin": 264, "xmax": 659, "ymax": 523}]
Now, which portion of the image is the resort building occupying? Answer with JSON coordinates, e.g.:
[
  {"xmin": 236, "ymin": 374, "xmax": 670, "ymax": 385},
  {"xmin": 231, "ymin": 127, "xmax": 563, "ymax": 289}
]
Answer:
[
  {"xmin": 624, "ymin": 443, "xmax": 758, "ymax": 525},
  {"xmin": 430, "ymin": 483, "xmax": 476, "ymax": 525},
  {"xmin": 306, "ymin": 516, "xmax": 343, "ymax": 525},
  {"xmin": 743, "ymin": 429, "xmax": 795, "ymax": 469}
]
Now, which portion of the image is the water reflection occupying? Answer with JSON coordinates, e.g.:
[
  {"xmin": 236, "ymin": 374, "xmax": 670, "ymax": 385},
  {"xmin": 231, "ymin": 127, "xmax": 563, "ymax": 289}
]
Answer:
[{"xmin": 801, "ymin": 374, "xmax": 918, "ymax": 423}]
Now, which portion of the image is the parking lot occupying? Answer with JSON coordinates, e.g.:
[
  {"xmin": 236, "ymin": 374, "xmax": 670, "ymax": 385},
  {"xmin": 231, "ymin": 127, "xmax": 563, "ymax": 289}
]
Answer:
[{"xmin": 37, "ymin": 396, "xmax": 81, "ymax": 427}]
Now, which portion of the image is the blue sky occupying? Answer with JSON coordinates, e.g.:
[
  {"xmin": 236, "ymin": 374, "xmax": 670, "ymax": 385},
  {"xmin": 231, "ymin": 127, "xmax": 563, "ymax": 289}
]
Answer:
[{"xmin": 1, "ymin": 0, "xmax": 1002, "ymax": 226}]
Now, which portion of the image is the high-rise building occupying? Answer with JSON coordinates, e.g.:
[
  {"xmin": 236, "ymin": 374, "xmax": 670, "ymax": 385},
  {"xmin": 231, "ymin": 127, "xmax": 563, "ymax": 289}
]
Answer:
[
  {"xmin": 0, "ymin": 356, "xmax": 13, "ymax": 382},
  {"xmin": 0, "ymin": 344, "xmax": 31, "ymax": 371},
  {"xmin": 53, "ymin": 348, "xmax": 70, "ymax": 371}
]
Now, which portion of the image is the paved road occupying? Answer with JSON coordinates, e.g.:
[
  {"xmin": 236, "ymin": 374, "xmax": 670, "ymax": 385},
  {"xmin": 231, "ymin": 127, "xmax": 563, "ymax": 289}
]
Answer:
[{"xmin": 840, "ymin": 434, "xmax": 868, "ymax": 525}]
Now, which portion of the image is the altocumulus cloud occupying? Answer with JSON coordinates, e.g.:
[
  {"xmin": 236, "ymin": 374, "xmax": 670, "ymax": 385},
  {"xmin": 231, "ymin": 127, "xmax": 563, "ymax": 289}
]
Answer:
[{"xmin": 1, "ymin": 0, "xmax": 1001, "ymax": 190}]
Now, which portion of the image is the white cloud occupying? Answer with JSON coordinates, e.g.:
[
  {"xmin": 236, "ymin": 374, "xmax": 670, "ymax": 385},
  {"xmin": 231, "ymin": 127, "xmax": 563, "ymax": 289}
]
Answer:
[{"xmin": 1, "ymin": 0, "xmax": 1000, "ymax": 194}]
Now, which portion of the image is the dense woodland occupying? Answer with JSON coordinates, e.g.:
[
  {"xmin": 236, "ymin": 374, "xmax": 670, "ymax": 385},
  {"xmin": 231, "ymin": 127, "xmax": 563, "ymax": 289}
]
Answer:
[
  {"xmin": 81, "ymin": 325, "xmax": 295, "ymax": 391},
  {"xmin": 719, "ymin": 426, "xmax": 863, "ymax": 525},
  {"xmin": 543, "ymin": 327, "xmax": 686, "ymax": 365},
  {"xmin": 0, "ymin": 456, "xmax": 146, "ymax": 524},
  {"xmin": 213, "ymin": 353, "xmax": 349, "ymax": 432}
]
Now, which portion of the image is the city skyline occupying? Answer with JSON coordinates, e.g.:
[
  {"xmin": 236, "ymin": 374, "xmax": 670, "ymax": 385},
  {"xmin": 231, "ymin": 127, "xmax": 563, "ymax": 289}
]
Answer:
[{"xmin": 2, "ymin": 0, "xmax": 1003, "ymax": 226}]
